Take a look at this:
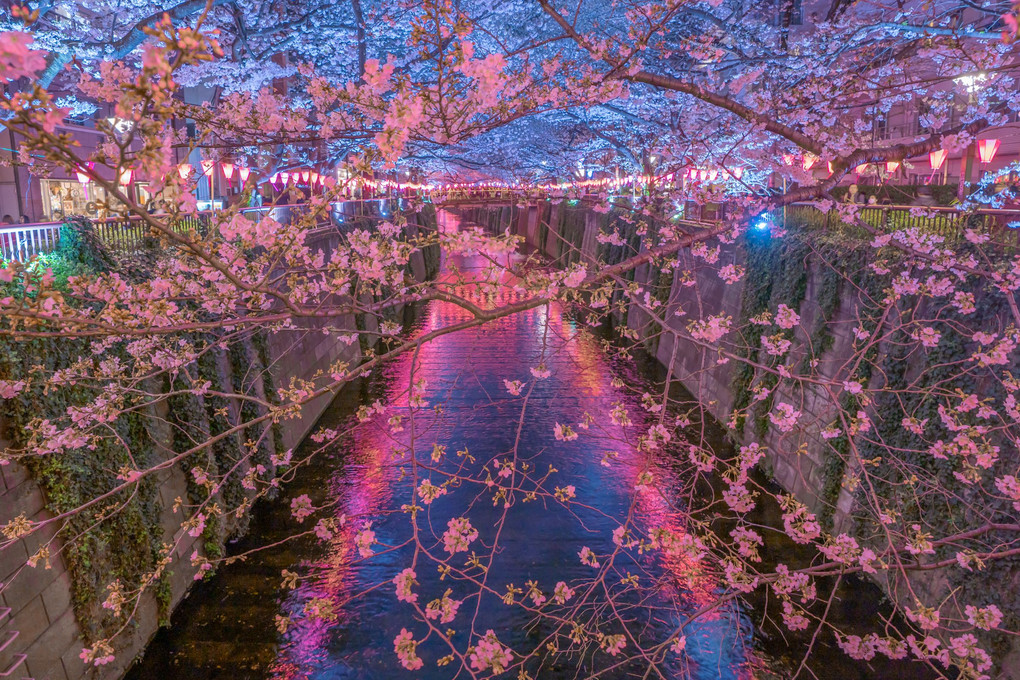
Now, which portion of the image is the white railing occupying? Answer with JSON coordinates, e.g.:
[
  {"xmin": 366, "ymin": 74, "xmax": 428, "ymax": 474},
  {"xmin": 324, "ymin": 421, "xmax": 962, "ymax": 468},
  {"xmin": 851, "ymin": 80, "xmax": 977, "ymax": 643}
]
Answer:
[
  {"xmin": 0, "ymin": 199, "xmax": 408, "ymax": 263},
  {"xmin": 0, "ymin": 221, "xmax": 61, "ymax": 262}
]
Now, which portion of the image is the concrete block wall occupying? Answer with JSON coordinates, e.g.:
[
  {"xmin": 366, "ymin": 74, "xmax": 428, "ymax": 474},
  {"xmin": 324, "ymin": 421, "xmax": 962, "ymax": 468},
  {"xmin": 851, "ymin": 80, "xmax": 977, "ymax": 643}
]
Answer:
[
  {"xmin": 0, "ymin": 206, "xmax": 436, "ymax": 680},
  {"xmin": 0, "ymin": 459, "xmax": 88, "ymax": 680}
]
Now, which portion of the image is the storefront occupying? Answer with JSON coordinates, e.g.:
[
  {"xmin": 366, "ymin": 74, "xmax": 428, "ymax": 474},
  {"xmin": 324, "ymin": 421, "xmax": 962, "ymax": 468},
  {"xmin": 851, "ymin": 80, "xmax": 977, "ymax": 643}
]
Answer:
[{"xmin": 40, "ymin": 179, "xmax": 154, "ymax": 221}]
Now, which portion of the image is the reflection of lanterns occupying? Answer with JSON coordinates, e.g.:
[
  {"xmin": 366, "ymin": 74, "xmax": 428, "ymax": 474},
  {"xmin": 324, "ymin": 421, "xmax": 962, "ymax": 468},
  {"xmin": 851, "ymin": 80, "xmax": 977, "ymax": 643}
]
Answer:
[
  {"xmin": 929, "ymin": 149, "xmax": 948, "ymax": 171},
  {"xmin": 977, "ymin": 139, "xmax": 1000, "ymax": 163},
  {"xmin": 708, "ymin": 169, "xmax": 719, "ymax": 181},
  {"xmin": 886, "ymin": 160, "xmax": 900, "ymax": 174},
  {"xmin": 118, "ymin": 169, "xmax": 133, "ymax": 185},
  {"xmin": 698, "ymin": 169, "xmax": 708, "ymax": 181},
  {"xmin": 178, "ymin": 164, "xmax": 192, "ymax": 179}
]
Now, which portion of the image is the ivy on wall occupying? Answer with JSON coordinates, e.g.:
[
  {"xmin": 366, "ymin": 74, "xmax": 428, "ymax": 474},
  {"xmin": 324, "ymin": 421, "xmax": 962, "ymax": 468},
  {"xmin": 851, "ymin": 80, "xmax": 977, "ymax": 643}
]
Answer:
[
  {"xmin": 729, "ymin": 230, "xmax": 810, "ymax": 438},
  {"xmin": 0, "ymin": 223, "xmax": 170, "ymax": 643}
]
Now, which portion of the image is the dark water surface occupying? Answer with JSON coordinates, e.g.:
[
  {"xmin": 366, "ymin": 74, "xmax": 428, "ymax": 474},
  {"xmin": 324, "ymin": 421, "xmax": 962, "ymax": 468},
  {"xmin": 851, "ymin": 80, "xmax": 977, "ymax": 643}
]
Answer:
[{"xmin": 128, "ymin": 211, "xmax": 929, "ymax": 680}]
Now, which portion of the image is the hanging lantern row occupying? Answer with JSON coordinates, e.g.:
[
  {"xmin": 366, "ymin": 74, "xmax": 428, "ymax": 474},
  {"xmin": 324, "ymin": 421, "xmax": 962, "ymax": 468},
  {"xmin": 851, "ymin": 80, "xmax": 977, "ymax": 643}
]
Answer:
[
  {"xmin": 76, "ymin": 140, "xmax": 1006, "ymax": 196},
  {"xmin": 358, "ymin": 177, "xmax": 435, "ymax": 192},
  {"xmin": 269, "ymin": 169, "xmax": 329, "ymax": 187}
]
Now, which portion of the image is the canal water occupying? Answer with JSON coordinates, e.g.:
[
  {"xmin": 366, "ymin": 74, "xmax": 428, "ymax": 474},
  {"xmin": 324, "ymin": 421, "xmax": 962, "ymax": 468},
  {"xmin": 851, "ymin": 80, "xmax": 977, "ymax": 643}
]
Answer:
[{"xmin": 128, "ymin": 211, "xmax": 928, "ymax": 679}]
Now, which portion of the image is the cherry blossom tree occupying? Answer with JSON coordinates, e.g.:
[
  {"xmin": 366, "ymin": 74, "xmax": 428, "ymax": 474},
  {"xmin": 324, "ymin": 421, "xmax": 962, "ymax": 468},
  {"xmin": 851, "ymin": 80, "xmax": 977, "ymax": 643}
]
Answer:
[{"xmin": 1, "ymin": 1, "xmax": 1020, "ymax": 678}]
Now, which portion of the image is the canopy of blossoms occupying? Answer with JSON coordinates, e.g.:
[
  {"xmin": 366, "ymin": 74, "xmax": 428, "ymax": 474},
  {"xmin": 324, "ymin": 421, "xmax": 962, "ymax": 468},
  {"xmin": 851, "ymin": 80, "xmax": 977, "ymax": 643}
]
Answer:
[{"xmin": 1, "ymin": 0, "xmax": 1020, "ymax": 679}]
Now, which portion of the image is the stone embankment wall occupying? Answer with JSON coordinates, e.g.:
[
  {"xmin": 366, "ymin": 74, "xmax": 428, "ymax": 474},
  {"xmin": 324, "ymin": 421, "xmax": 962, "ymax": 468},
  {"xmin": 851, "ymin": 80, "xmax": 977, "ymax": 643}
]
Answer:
[
  {"xmin": 455, "ymin": 199, "xmax": 1020, "ymax": 675},
  {"xmin": 0, "ymin": 204, "xmax": 438, "ymax": 680}
]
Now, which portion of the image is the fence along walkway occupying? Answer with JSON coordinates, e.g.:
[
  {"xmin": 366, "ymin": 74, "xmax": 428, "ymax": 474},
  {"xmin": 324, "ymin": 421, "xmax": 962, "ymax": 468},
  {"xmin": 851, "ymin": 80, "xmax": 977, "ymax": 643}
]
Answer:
[
  {"xmin": 0, "ymin": 199, "xmax": 410, "ymax": 264},
  {"xmin": 5, "ymin": 198, "xmax": 1016, "ymax": 264},
  {"xmin": 0, "ymin": 214, "xmax": 209, "ymax": 263}
]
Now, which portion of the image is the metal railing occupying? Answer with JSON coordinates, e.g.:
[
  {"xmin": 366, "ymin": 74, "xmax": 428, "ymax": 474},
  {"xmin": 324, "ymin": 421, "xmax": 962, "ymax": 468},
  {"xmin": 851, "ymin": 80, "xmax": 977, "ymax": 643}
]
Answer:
[
  {"xmin": 0, "ymin": 222, "xmax": 60, "ymax": 262},
  {"xmin": 0, "ymin": 199, "xmax": 406, "ymax": 263},
  {"xmin": 780, "ymin": 203, "xmax": 1020, "ymax": 242}
]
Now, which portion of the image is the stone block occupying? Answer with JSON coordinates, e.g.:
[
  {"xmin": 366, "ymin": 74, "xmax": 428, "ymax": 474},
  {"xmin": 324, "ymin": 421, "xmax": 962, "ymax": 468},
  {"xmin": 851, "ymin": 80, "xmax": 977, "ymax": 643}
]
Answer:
[
  {"xmin": 39, "ymin": 570, "xmax": 73, "ymax": 626},
  {"xmin": 22, "ymin": 609, "xmax": 81, "ymax": 680},
  {"xmin": 2, "ymin": 559, "xmax": 61, "ymax": 614},
  {"xmin": 0, "ymin": 461, "xmax": 30, "ymax": 494},
  {"xmin": 61, "ymin": 638, "xmax": 89, "ymax": 680},
  {"xmin": 6, "ymin": 595, "xmax": 49, "ymax": 654},
  {"xmin": 0, "ymin": 482, "xmax": 45, "ymax": 525},
  {"xmin": 0, "ymin": 540, "xmax": 29, "ymax": 587}
]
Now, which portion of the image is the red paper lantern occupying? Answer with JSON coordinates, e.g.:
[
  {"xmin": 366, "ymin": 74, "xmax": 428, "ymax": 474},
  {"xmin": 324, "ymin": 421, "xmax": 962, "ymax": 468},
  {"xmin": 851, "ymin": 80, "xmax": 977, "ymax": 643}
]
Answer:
[
  {"xmin": 929, "ymin": 149, "xmax": 948, "ymax": 171},
  {"xmin": 977, "ymin": 139, "xmax": 1000, "ymax": 164},
  {"xmin": 200, "ymin": 160, "xmax": 215, "ymax": 175},
  {"xmin": 221, "ymin": 162, "xmax": 235, "ymax": 179},
  {"xmin": 886, "ymin": 161, "xmax": 900, "ymax": 174},
  {"xmin": 118, "ymin": 168, "xmax": 134, "ymax": 185},
  {"xmin": 239, "ymin": 167, "xmax": 251, "ymax": 182},
  {"xmin": 177, "ymin": 164, "xmax": 193, "ymax": 179}
]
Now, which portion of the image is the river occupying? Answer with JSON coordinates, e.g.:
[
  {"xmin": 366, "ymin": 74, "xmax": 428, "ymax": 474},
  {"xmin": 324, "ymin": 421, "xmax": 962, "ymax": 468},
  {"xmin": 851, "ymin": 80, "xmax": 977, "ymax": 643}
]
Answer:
[{"xmin": 128, "ymin": 210, "xmax": 928, "ymax": 680}]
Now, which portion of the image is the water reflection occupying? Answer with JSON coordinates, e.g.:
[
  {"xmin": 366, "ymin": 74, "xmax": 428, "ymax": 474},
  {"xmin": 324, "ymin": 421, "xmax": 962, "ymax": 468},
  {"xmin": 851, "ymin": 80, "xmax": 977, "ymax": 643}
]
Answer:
[{"xmin": 128, "ymin": 211, "xmax": 926, "ymax": 680}]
